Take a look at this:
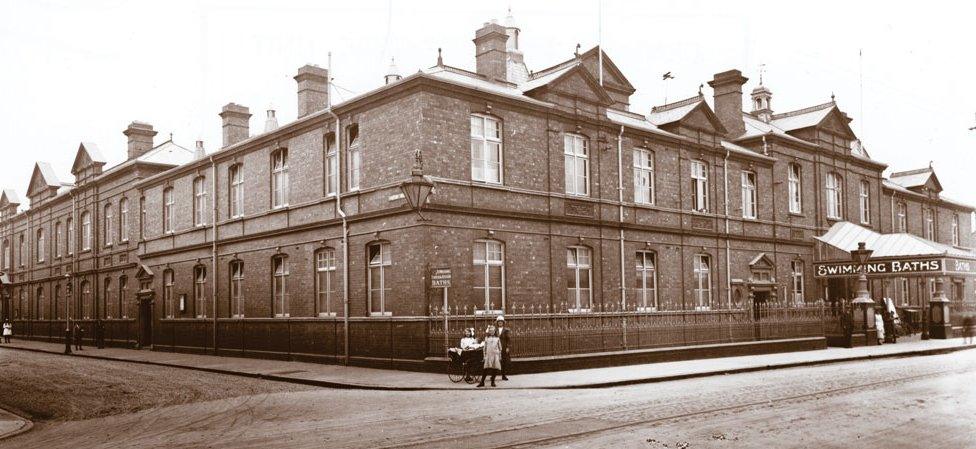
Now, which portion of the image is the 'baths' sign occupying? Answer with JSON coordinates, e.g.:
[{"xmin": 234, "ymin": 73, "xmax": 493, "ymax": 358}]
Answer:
[{"xmin": 814, "ymin": 258, "xmax": 944, "ymax": 278}]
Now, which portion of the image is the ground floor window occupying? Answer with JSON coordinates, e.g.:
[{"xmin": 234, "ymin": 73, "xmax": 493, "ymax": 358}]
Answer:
[
  {"xmin": 693, "ymin": 255, "xmax": 712, "ymax": 310},
  {"xmin": 791, "ymin": 260, "xmax": 805, "ymax": 305},
  {"xmin": 272, "ymin": 255, "xmax": 290, "ymax": 317},
  {"xmin": 194, "ymin": 266, "xmax": 207, "ymax": 318},
  {"xmin": 567, "ymin": 247, "xmax": 592, "ymax": 312},
  {"xmin": 316, "ymin": 249, "xmax": 337, "ymax": 317},
  {"xmin": 104, "ymin": 278, "xmax": 113, "ymax": 318},
  {"xmin": 473, "ymin": 240, "xmax": 504, "ymax": 314},
  {"xmin": 635, "ymin": 251, "xmax": 657, "ymax": 311},
  {"xmin": 81, "ymin": 281, "xmax": 92, "ymax": 319},
  {"xmin": 230, "ymin": 260, "xmax": 244, "ymax": 318},
  {"xmin": 368, "ymin": 242, "xmax": 392, "ymax": 316},
  {"xmin": 163, "ymin": 270, "xmax": 174, "ymax": 318}
]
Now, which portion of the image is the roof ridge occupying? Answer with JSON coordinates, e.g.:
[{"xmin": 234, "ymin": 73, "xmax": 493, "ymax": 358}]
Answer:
[
  {"xmin": 529, "ymin": 56, "xmax": 578, "ymax": 80},
  {"xmin": 771, "ymin": 101, "xmax": 835, "ymax": 119},
  {"xmin": 651, "ymin": 94, "xmax": 704, "ymax": 113},
  {"xmin": 890, "ymin": 167, "xmax": 932, "ymax": 177}
]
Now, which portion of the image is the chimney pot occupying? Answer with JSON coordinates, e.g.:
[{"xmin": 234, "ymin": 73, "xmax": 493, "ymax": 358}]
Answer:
[
  {"xmin": 264, "ymin": 109, "xmax": 279, "ymax": 132},
  {"xmin": 194, "ymin": 140, "xmax": 206, "ymax": 159},
  {"xmin": 123, "ymin": 121, "xmax": 157, "ymax": 160},
  {"xmin": 708, "ymin": 69, "xmax": 749, "ymax": 137},
  {"xmin": 219, "ymin": 103, "xmax": 251, "ymax": 147},
  {"xmin": 294, "ymin": 64, "xmax": 330, "ymax": 118}
]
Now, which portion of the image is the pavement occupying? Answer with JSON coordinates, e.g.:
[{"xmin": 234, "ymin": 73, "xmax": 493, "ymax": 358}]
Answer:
[
  {"xmin": 0, "ymin": 406, "xmax": 31, "ymax": 442},
  {"xmin": 0, "ymin": 337, "xmax": 974, "ymax": 392}
]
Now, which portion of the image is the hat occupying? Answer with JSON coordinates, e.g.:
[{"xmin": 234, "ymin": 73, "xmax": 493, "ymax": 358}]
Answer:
[{"xmin": 495, "ymin": 315, "xmax": 505, "ymax": 322}]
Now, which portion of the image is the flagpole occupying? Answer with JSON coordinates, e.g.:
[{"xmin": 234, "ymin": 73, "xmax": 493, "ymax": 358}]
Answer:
[{"xmin": 598, "ymin": 0, "xmax": 603, "ymax": 86}]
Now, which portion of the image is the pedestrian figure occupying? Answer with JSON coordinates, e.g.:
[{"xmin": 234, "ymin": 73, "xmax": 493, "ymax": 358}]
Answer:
[
  {"xmin": 496, "ymin": 315, "xmax": 511, "ymax": 381},
  {"xmin": 73, "ymin": 323, "xmax": 84, "ymax": 351},
  {"xmin": 476, "ymin": 325, "xmax": 502, "ymax": 388},
  {"xmin": 64, "ymin": 324, "xmax": 73, "ymax": 354},
  {"xmin": 95, "ymin": 319, "xmax": 105, "ymax": 349},
  {"xmin": 875, "ymin": 312, "xmax": 885, "ymax": 345},
  {"xmin": 2, "ymin": 320, "xmax": 12, "ymax": 343},
  {"xmin": 963, "ymin": 316, "xmax": 974, "ymax": 345}
]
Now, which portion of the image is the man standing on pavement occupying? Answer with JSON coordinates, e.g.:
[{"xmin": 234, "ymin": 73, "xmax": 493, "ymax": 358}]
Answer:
[
  {"xmin": 496, "ymin": 315, "xmax": 511, "ymax": 381},
  {"xmin": 64, "ymin": 323, "xmax": 73, "ymax": 355},
  {"xmin": 73, "ymin": 322, "xmax": 84, "ymax": 351},
  {"xmin": 95, "ymin": 319, "xmax": 105, "ymax": 349}
]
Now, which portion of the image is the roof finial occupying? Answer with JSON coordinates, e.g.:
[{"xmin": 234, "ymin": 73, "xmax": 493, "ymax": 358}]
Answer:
[
  {"xmin": 436, "ymin": 48, "xmax": 443, "ymax": 66},
  {"xmin": 575, "ymin": 43, "xmax": 581, "ymax": 58},
  {"xmin": 759, "ymin": 63, "xmax": 766, "ymax": 85},
  {"xmin": 830, "ymin": 92, "xmax": 835, "ymax": 102},
  {"xmin": 698, "ymin": 83, "xmax": 704, "ymax": 96},
  {"xmin": 169, "ymin": 132, "xmax": 173, "ymax": 141},
  {"xmin": 929, "ymin": 160, "xmax": 933, "ymax": 170}
]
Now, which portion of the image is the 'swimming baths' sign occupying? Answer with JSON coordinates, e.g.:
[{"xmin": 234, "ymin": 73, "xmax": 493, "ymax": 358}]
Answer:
[{"xmin": 813, "ymin": 258, "xmax": 944, "ymax": 278}]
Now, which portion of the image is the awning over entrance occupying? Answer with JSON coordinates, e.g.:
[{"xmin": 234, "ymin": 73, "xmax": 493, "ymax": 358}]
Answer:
[{"xmin": 813, "ymin": 222, "xmax": 976, "ymax": 278}]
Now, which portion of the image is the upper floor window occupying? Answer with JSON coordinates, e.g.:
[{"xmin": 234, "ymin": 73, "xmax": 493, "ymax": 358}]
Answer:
[
  {"xmin": 163, "ymin": 269, "xmax": 174, "ymax": 318},
  {"xmin": 633, "ymin": 149, "xmax": 654, "ymax": 205},
  {"xmin": 897, "ymin": 202, "xmax": 908, "ymax": 232},
  {"xmin": 471, "ymin": 115, "xmax": 502, "ymax": 184},
  {"xmin": 230, "ymin": 260, "xmax": 244, "ymax": 318},
  {"xmin": 635, "ymin": 251, "xmax": 658, "ymax": 312},
  {"xmin": 139, "ymin": 197, "xmax": 146, "ymax": 240},
  {"xmin": 347, "ymin": 126, "xmax": 361, "ymax": 191},
  {"xmin": 193, "ymin": 265, "xmax": 207, "ymax": 318},
  {"xmin": 18, "ymin": 234, "xmax": 25, "ymax": 266},
  {"xmin": 825, "ymin": 173, "xmax": 843, "ymax": 220},
  {"xmin": 104, "ymin": 204, "xmax": 114, "ymax": 246},
  {"xmin": 690, "ymin": 160, "xmax": 709, "ymax": 212},
  {"xmin": 791, "ymin": 260, "xmax": 805, "ymax": 305},
  {"xmin": 81, "ymin": 211, "xmax": 92, "ymax": 250},
  {"xmin": 272, "ymin": 149, "xmax": 289, "ymax": 208},
  {"xmin": 563, "ymin": 134, "xmax": 589, "ymax": 196},
  {"xmin": 229, "ymin": 164, "xmax": 244, "ymax": 218},
  {"xmin": 162, "ymin": 187, "xmax": 174, "ymax": 234},
  {"xmin": 119, "ymin": 198, "xmax": 129, "ymax": 242},
  {"xmin": 858, "ymin": 180, "xmax": 870, "ymax": 224},
  {"xmin": 193, "ymin": 176, "xmax": 207, "ymax": 226},
  {"xmin": 693, "ymin": 254, "xmax": 712, "ymax": 311},
  {"xmin": 54, "ymin": 222, "xmax": 61, "ymax": 257},
  {"xmin": 272, "ymin": 255, "xmax": 290, "ymax": 317},
  {"xmin": 923, "ymin": 208, "xmax": 935, "ymax": 240},
  {"xmin": 1, "ymin": 239, "xmax": 8, "ymax": 269},
  {"xmin": 325, "ymin": 134, "xmax": 338, "ymax": 195},
  {"xmin": 315, "ymin": 248, "xmax": 337, "ymax": 317},
  {"xmin": 566, "ymin": 246, "xmax": 592, "ymax": 313},
  {"xmin": 81, "ymin": 280, "xmax": 92, "ymax": 319},
  {"xmin": 36, "ymin": 229, "xmax": 45, "ymax": 262},
  {"xmin": 66, "ymin": 218, "xmax": 74, "ymax": 255},
  {"xmin": 952, "ymin": 214, "xmax": 960, "ymax": 246},
  {"xmin": 741, "ymin": 171, "xmax": 757, "ymax": 219},
  {"xmin": 473, "ymin": 240, "xmax": 505, "ymax": 313},
  {"xmin": 787, "ymin": 163, "xmax": 802, "ymax": 214},
  {"xmin": 368, "ymin": 242, "xmax": 392, "ymax": 316}
]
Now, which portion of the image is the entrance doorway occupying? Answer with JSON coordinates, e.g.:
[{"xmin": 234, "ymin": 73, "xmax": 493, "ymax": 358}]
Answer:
[{"xmin": 138, "ymin": 295, "xmax": 153, "ymax": 348}]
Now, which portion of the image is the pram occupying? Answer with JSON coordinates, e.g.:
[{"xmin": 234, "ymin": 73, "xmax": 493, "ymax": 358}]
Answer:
[{"xmin": 447, "ymin": 347, "xmax": 484, "ymax": 384}]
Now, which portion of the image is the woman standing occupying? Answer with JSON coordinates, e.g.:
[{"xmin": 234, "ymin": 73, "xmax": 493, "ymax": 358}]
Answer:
[
  {"xmin": 477, "ymin": 325, "xmax": 502, "ymax": 388},
  {"xmin": 2, "ymin": 320, "xmax": 12, "ymax": 343}
]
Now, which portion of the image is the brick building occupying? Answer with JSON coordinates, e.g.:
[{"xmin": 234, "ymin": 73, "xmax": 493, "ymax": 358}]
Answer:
[{"xmin": 2, "ymin": 16, "xmax": 974, "ymax": 370}]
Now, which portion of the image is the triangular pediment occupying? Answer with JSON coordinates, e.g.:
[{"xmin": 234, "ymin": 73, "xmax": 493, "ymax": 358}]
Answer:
[
  {"xmin": 0, "ymin": 189, "xmax": 19, "ymax": 208},
  {"xmin": 578, "ymin": 47, "xmax": 635, "ymax": 94},
  {"xmin": 26, "ymin": 162, "xmax": 60, "ymax": 198},
  {"xmin": 683, "ymin": 102, "xmax": 728, "ymax": 134},
  {"xmin": 135, "ymin": 264, "xmax": 154, "ymax": 280},
  {"xmin": 818, "ymin": 108, "xmax": 857, "ymax": 139},
  {"xmin": 649, "ymin": 97, "xmax": 728, "ymax": 135},
  {"xmin": 526, "ymin": 64, "xmax": 615, "ymax": 106},
  {"xmin": 749, "ymin": 253, "xmax": 775, "ymax": 270},
  {"xmin": 71, "ymin": 142, "xmax": 107, "ymax": 176}
]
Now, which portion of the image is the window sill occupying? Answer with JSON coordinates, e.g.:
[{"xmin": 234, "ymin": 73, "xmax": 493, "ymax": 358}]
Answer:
[
  {"xmin": 789, "ymin": 212, "xmax": 805, "ymax": 217},
  {"xmin": 636, "ymin": 306, "xmax": 658, "ymax": 313},
  {"xmin": 274, "ymin": 313, "xmax": 291, "ymax": 318},
  {"xmin": 318, "ymin": 312, "xmax": 337, "ymax": 317},
  {"xmin": 568, "ymin": 308, "xmax": 592, "ymax": 314},
  {"xmin": 474, "ymin": 309, "xmax": 504, "ymax": 316},
  {"xmin": 694, "ymin": 306, "xmax": 712, "ymax": 311},
  {"xmin": 369, "ymin": 311, "xmax": 393, "ymax": 317}
]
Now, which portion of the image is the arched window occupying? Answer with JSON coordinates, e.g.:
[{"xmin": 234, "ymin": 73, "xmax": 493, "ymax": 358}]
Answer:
[
  {"xmin": 923, "ymin": 208, "xmax": 935, "ymax": 240},
  {"xmin": 66, "ymin": 217, "xmax": 74, "ymax": 255},
  {"xmin": 229, "ymin": 260, "xmax": 244, "ymax": 318},
  {"xmin": 367, "ymin": 242, "xmax": 392, "ymax": 316},
  {"xmin": 315, "ymin": 248, "xmax": 337, "ymax": 316},
  {"xmin": 788, "ymin": 163, "xmax": 802, "ymax": 214},
  {"xmin": 163, "ymin": 269, "xmax": 174, "ymax": 318},
  {"xmin": 791, "ymin": 260, "xmax": 805, "ymax": 305},
  {"xmin": 194, "ymin": 265, "xmax": 207, "ymax": 318},
  {"xmin": 54, "ymin": 284, "xmax": 62, "ymax": 320},
  {"xmin": 633, "ymin": 148, "xmax": 655, "ymax": 205},
  {"xmin": 825, "ymin": 173, "xmax": 843, "ymax": 219},
  {"xmin": 229, "ymin": 164, "xmax": 244, "ymax": 218},
  {"xmin": 81, "ymin": 210, "xmax": 92, "ymax": 250},
  {"xmin": 36, "ymin": 287, "xmax": 44, "ymax": 321},
  {"xmin": 473, "ymin": 240, "xmax": 504, "ymax": 313},
  {"xmin": 347, "ymin": 126, "xmax": 360, "ymax": 191},
  {"xmin": 162, "ymin": 187, "xmax": 174, "ymax": 233},
  {"xmin": 741, "ymin": 171, "xmax": 757, "ymax": 219},
  {"xmin": 897, "ymin": 202, "xmax": 908, "ymax": 232},
  {"xmin": 104, "ymin": 204, "xmax": 114, "ymax": 246},
  {"xmin": 119, "ymin": 198, "xmax": 129, "ymax": 242},
  {"xmin": 119, "ymin": 276, "xmax": 128, "ymax": 319},
  {"xmin": 324, "ymin": 134, "xmax": 338, "ymax": 195},
  {"xmin": 272, "ymin": 255, "xmax": 289, "ymax": 317},
  {"xmin": 81, "ymin": 280, "xmax": 92, "ymax": 319},
  {"xmin": 103, "ymin": 277, "xmax": 113, "ymax": 319},
  {"xmin": 693, "ymin": 254, "xmax": 712, "ymax": 311},
  {"xmin": 564, "ymin": 133, "xmax": 589, "ymax": 196},
  {"xmin": 193, "ymin": 176, "xmax": 207, "ymax": 227},
  {"xmin": 690, "ymin": 160, "xmax": 709, "ymax": 212},
  {"xmin": 858, "ymin": 180, "xmax": 870, "ymax": 224},
  {"xmin": 54, "ymin": 222, "xmax": 62, "ymax": 257},
  {"xmin": 470, "ymin": 114, "xmax": 503, "ymax": 184},
  {"xmin": 1, "ymin": 239, "xmax": 8, "ymax": 269},
  {"xmin": 952, "ymin": 214, "xmax": 960, "ymax": 246},
  {"xmin": 139, "ymin": 196, "xmax": 146, "ymax": 240},
  {"xmin": 566, "ymin": 246, "xmax": 592, "ymax": 312},
  {"xmin": 18, "ymin": 234, "xmax": 25, "ymax": 266},
  {"xmin": 36, "ymin": 229, "xmax": 45, "ymax": 262},
  {"xmin": 635, "ymin": 251, "xmax": 658, "ymax": 311},
  {"xmin": 271, "ymin": 149, "xmax": 289, "ymax": 208}
]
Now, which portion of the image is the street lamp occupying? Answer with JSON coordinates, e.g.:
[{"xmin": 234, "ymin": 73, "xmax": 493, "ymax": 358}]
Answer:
[
  {"xmin": 850, "ymin": 242, "xmax": 876, "ymax": 345},
  {"xmin": 929, "ymin": 277, "xmax": 951, "ymax": 339},
  {"xmin": 400, "ymin": 149, "xmax": 435, "ymax": 220}
]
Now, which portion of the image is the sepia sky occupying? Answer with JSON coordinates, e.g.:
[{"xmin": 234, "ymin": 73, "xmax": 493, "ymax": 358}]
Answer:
[{"xmin": 0, "ymin": 0, "xmax": 974, "ymax": 222}]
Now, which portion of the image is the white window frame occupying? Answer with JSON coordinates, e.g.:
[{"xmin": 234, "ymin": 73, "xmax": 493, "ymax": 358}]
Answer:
[
  {"xmin": 163, "ymin": 270, "xmax": 174, "ymax": 318},
  {"xmin": 826, "ymin": 173, "xmax": 843, "ymax": 220},
  {"xmin": 81, "ymin": 280, "xmax": 91, "ymax": 319},
  {"xmin": 18, "ymin": 234, "xmax": 25, "ymax": 267},
  {"xmin": 54, "ymin": 222, "xmax": 61, "ymax": 257},
  {"xmin": 163, "ymin": 188, "xmax": 174, "ymax": 234},
  {"xmin": 316, "ymin": 249, "xmax": 337, "ymax": 317},
  {"xmin": 924, "ymin": 208, "xmax": 935, "ymax": 240},
  {"xmin": 897, "ymin": 202, "xmax": 907, "ymax": 232},
  {"xmin": 193, "ymin": 176, "xmax": 207, "ymax": 227},
  {"xmin": 325, "ymin": 135, "xmax": 338, "ymax": 196},
  {"xmin": 1, "ymin": 239, "xmax": 8, "ymax": 269},
  {"xmin": 36, "ymin": 229, "xmax": 44, "ymax": 262},
  {"xmin": 368, "ymin": 242, "xmax": 392, "ymax": 316},
  {"xmin": 566, "ymin": 246, "xmax": 593, "ymax": 313},
  {"xmin": 470, "ymin": 114, "xmax": 503, "ymax": 184},
  {"xmin": 951, "ymin": 215, "xmax": 960, "ymax": 246},
  {"xmin": 229, "ymin": 164, "xmax": 244, "ymax": 218},
  {"xmin": 230, "ymin": 260, "xmax": 244, "ymax": 318},
  {"xmin": 272, "ymin": 149, "xmax": 290, "ymax": 208},
  {"xmin": 691, "ymin": 160, "xmax": 709, "ymax": 212},
  {"xmin": 347, "ymin": 127, "xmax": 361, "ymax": 191},
  {"xmin": 791, "ymin": 260, "xmax": 805, "ymax": 305},
  {"xmin": 119, "ymin": 276, "xmax": 128, "ymax": 319},
  {"xmin": 103, "ymin": 277, "xmax": 112, "ymax": 319},
  {"xmin": 633, "ymin": 148, "xmax": 655, "ymax": 205},
  {"xmin": 104, "ymin": 204, "xmax": 113, "ymax": 246},
  {"xmin": 635, "ymin": 251, "xmax": 658, "ymax": 312},
  {"xmin": 859, "ymin": 180, "xmax": 870, "ymax": 224},
  {"xmin": 693, "ymin": 254, "xmax": 712, "ymax": 311},
  {"xmin": 81, "ymin": 211, "xmax": 92, "ymax": 250},
  {"xmin": 741, "ymin": 171, "xmax": 757, "ymax": 219},
  {"xmin": 66, "ymin": 218, "xmax": 74, "ymax": 255},
  {"xmin": 473, "ymin": 240, "xmax": 505, "ymax": 314},
  {"xmin": 272, "ymin": 255, "xmax": 290, "ymax": 317},
  {"xmin": 119, "ymin": 198, "xmax": 129, "ymax": 242},
  {"xmin": 563, "ymin": 134, "xmax": 589, "ymax": 196},
  {"xmin": 194, "ymin": 265, "xmax": 206, "ymax": 318},
  {"xmin": 788, "ymin": 163, "xmax": 802, "ymax": 214}
]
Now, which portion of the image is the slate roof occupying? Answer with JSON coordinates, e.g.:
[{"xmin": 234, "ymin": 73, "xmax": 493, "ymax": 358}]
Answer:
[
  {"xmin": 816, "ymin": 221, "xmax": 974, "ymax": 259},
  {"xmin": 769, "ymin": 102, "xmax": 836, "ymax": 131},
  {"xmin": 647, "ymin": 95, "xmax": 704, "ymax": 126}
]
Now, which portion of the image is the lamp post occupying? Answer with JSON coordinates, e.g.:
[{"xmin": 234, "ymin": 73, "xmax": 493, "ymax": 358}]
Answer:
[
  {"xmin": 850, "ymin": 242, "xmax": 876, "ymax": 346},
  {"xmin": 64, "ymin": 272, "xmax": 72, "ymax": 355},
  {"xmin": 929, "ymin": 277, "xmax": 951, "ymax": 339},
  {"xmin": 399, "ymin": 149, "xmax": 435, "ymax": 220}
]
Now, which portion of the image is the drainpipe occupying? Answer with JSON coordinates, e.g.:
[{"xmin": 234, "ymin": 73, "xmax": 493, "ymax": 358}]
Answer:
[
  {"xmin": 210, "ymin": 155, "xmax": 218, "ymax": 355},
  {"xmin": 723, "ymin": 147, "xmax": 732, "ymax": 310},
  {"xmin": 617, "ymin": 125, "xmax": 626, "ymax": 310},
  {"xmin": 327, "ymin": 109, "xmax": 349, "ymax": 365}
]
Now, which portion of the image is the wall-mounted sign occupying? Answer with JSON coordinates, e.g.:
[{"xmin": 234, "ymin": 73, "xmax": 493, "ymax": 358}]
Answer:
[
  {"xmin": 431, "ymin": 268, "xmax": 451, "ymax": 288},
  {"xmin": 814, "ymin": 258, "xmax": 945, "ymax": 278},
  {"xmin": 945, "ymin": 258, "xmax": 976, "ymax": 275}
]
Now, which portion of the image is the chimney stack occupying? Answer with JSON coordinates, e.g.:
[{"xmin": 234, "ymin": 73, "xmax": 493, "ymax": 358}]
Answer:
[
  {"xmin": 220, "ymin": 103, "xmax": 251, "ymax": 148},
  {"xmin": 264, "ymin": 109, "xmax": 279, "ymax": 132},
  {"xmin": 384, "ymin": 58, "xmax": 402, "ymax": 85},
  {"xmin": 194, "ymin": 140, "xmax": 206, "ymax": 159},
  {"xmin": 123, "ymin": 121, "xmax": 157, "ymax": 160},
  {"xmin": 294, "ymin": 64, "xmax": 330, "ymax": 118},
  {"xmin": 473, "ymin": 20, "xmax": 509, "ymax": 82},
  {"xmin": 708, "ymin": 69, "xmax": 749, "ymax": 137}
]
